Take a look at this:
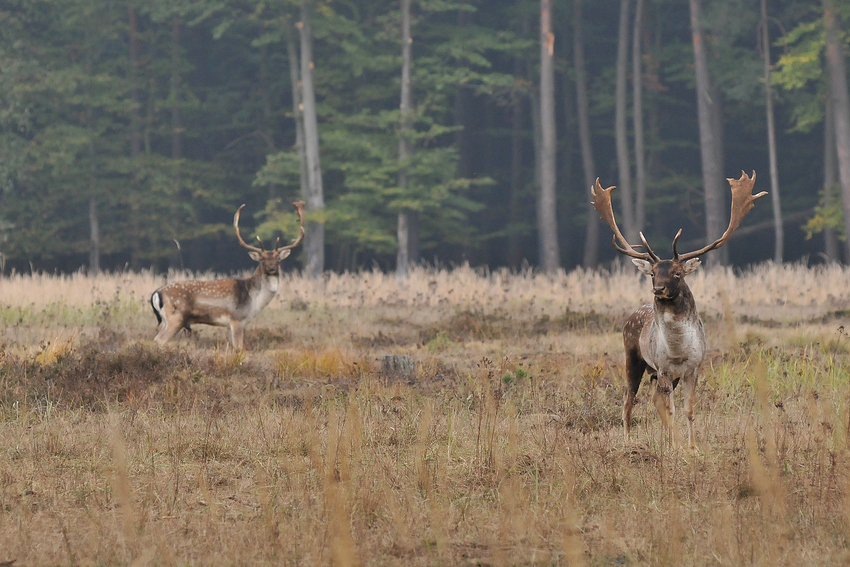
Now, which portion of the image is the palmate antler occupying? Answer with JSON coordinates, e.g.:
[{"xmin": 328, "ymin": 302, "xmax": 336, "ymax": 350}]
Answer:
[
  {"xmin": 675, "ymin": 172, "xmax": 766, "ymax": 261},
  {"xmin": 591, "ymin": 178, "xmax": 661, "ymax": 262},
  {"xmin": 591, "ymin": 171, "xmax": 766, "ymax": 262},
  {"xmin": 233, "ymin": 201, "xmax": 306, "ymax": 253}
]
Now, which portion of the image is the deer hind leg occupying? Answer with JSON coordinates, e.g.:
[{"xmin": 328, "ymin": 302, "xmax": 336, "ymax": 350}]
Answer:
[
  {"xmin": 624, "ymin": 350, "xmax": 647, "ymax": 441},
  {"xmin": 682, "ymin": 373, "xmax": 698, "ymax": 450},
  {"xmin": 653, "ymin": 372, "xmax": 676, "ymax": 447},
  {"xmin": 154, "ymin": 313, "xmax": 186, "ymax": 345}
]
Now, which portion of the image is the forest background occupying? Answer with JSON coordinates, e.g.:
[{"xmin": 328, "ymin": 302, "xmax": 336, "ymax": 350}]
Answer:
[{"xmin": 0, "ymin": 0, "xmax": 847, "ymax": 276}]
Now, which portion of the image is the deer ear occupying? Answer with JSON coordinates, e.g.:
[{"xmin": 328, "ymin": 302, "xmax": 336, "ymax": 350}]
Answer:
[
  {"xmin": 632, "ymin": 258, "xmax": 653, "ymax": 275},
  {"xmin": 248, "ymin": 251, "xmax": 262, "ymax": 262},
  {"xmin": 682, "ymin": 258, "xmax": 701, "ymax": 274},
  {"xmin": 277, "ymin": 249, "xmax": 291, "ymax": 261}
]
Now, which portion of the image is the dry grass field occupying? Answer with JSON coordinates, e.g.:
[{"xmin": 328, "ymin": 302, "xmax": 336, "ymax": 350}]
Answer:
[{"xmin": 1, "ymin": 262, "xmax": 850, "ymax": 565}]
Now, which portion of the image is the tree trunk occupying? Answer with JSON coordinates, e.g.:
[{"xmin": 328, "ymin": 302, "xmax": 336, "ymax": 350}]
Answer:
[
  {"xmin": 824, "ymin": 91, "xmax": 841, "ymax": 262},
  {"xmin": 615, "ymin": 0, "xmax": 636, "ymax": 243},
  {"xmin": 709, "ymin": 83, "xmax": 728, "ymax": 265},
  {"xmin": 171, "ymin": 16, "xmax": 182, "ymax": 160},
  {"xmin": 825, "ymin": 2, "xmax": 850, "ymax": 264},
  {"xmin": 128, "ymin": 1, "xmax": 141, "ymax": 158},
  {"xmin": 285, "ymin": 19, "xmax": 309, "ymax": 211},
  {"xmin": 573, "ymin": 0, "xmax": 599, "ymax": 268},
  {"xmin": 689, "ymin": 0, "xmax": 727, "ymax": 266},
  {"xmin": 127, "ymin": 3, "xmax": 143, "ymax": 271},
  {"xmin": 89, "ymin": 195, "xmax": 100, "ymax": 276},
  {"xmin": 299, "ymin": 0, "xmax": 325, "ymax": 277},
  {"xmin": 537, "ymin": 0, "xmax": 560, "ymax": 273},
  {"xmin": 761, "ymin": 0, "xmax": 783, "ymax": 263},
  {"xmin": 632, "ymin": 0, "xmax": 647, "ymax": 235},
  {"xmin": 507, "ymin": 83, "xmax": 524, "ymax": 269},
  {"xmin": 454, "ymin": 11, "xmax": 471, "ymax": 180},
  {"xmin": 507, "ymin": 4, "xmax": 532, "ymax": 269},
  {"xmin": 396, "ymin": 0, "xmax": 414, "ymax": 278},
  {"xmin": 559, "ymin": 21, "xmax": 575, "ymax": 269}
]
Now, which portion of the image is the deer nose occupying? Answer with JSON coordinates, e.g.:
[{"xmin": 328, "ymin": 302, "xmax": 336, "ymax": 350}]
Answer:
[{"xmin": 653, "ymin": 285, "xmax": 665, "ymax": 296}]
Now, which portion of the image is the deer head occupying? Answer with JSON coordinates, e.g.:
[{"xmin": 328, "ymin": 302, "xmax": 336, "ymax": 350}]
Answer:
[
  {"xmin": 234, "ymin": 201, "xmax": 306, "ymax": 276},
  {"xmin": 591, "ymin": 171, "xmax": 766, "ymax": 285}
]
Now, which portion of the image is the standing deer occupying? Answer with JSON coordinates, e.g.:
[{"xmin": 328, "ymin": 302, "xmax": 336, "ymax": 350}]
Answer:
[
  {"xmin": 592, "ymin": 172, "xmax": 765, "ymax": 448},
  {"xmin": 151, "ymin": 201, "xmax": 306, "ymax": 350}
]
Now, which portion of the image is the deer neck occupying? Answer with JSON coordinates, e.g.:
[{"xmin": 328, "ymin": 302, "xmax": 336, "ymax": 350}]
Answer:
[
  {"xmin": 244, "ymin": 267, "xmax": 280, "ymax": 307},
  {"xmin": 649, "ymin": 284, "xmax": 703, "ymax": 363},
  {"xmin": 653, "ymin": 284, "xmax": 698, "ymax": 322}
]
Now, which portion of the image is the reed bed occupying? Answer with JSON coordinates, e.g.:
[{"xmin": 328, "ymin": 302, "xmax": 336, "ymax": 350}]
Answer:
[{"xmin": 0, "ymin": 263, "xmax": 849, "ymax": 565}]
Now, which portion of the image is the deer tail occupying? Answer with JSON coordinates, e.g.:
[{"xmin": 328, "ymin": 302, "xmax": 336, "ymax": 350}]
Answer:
[{"xmin": 150, "ymin": 290, "xmax": 164, "ymax": 326}]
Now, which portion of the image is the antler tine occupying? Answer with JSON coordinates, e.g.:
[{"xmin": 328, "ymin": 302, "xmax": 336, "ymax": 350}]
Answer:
[
  {"xmin": 677, "ymin": 171, "xmax": 767, "ymax": 262},
  {"xmin": 591, "ymin": 178, "xmax": 654, "ymax": 261},
  {"xmin": 671, "ymin": 228, "xmax": 683, "ymax": 260},
  {"xmin": 638, "ymin": 232, "xmax": 660, "ymax": 263},
  {"xmin": 234, "ymin": 204, "xmax": 262, "ymax": 253},
  {"xmin": 278, "ymin": 201, "xmax": 307, "ymax": 251}
]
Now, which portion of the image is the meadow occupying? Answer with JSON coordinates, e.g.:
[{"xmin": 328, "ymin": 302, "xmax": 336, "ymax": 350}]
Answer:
[{"xmin": 1, "ymin": 262, "xmax": 849, "ymax": 566}]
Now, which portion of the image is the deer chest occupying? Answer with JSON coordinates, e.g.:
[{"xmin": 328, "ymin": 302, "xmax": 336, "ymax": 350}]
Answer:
[{"xmin": 641, "ymin": 316, "xmax": 706, "ymax": 374}]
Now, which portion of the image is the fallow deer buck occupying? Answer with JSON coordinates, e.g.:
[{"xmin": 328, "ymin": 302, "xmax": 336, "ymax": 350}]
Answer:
[
  {"xmin": 151, "ymin": 201, "xmax": 306, "ymax": 350},
  {"xmin": 592, "ymin": 172, "xmax": 765, "ymax": 449}
]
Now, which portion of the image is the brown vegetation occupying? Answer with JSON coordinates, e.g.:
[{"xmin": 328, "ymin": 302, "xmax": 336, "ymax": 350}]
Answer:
[{"xmin": 1, "ymin": 264, "xmax": 850, "ymax": 565}]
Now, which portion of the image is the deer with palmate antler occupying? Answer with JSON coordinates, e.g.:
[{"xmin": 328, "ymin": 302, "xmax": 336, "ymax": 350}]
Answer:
[
  {"xmin": 592, "ymin": 172, "xmax": 765, "ymax": 449},
  {"xmin": 151, "ymin": 201, "xmax": 306, "ymax": 350}
]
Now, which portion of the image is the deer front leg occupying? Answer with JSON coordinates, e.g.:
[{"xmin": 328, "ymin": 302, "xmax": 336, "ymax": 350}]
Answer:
[
  {"xmin": 229, "ymin": 320, "xmax": 245, "ymax": 350},
  {"xmin": 623, "ymin": 351, "xmax": 647, "ymax": 442},
  {"xmin": 681, "ymin": 372, "xmax": 698, "ymax": 450},
  {"xmin": 653, "ymin": 372, "xmax": 676, "ymax": 446}
]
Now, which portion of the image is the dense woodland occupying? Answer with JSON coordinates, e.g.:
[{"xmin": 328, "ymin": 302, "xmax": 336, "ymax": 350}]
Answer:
[{"xmin": 0, "ymin": 0, "xmax": 848, "ymax": 275}]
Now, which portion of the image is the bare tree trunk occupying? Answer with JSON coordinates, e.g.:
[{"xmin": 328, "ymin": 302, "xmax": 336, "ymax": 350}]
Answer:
[
  {"xmin": 615, "ymin": 0, "xmax": 636, "ymax": 243},
  {"xmin": 128, "ymin": 0, "xmax": 141, "ymax": 158},
  {"xmin": 538, "ymin": 0, "xmax": 560, "ymax": 273},
  {"xmin": 144, "ymin": 75, "xmax": 154, "ymax": 155},
  {"xmin": 507, "ymin": 83, "xmax": 524, "ymax": 269},
  {"xmin": 632, "ymin": 0, "xmax": 647, "ymax": 235},
  {"xmin": 824, "ymin": 92, "xmax": 841, "ymax": 261},
  {"xmin": 689, "ymin": 0, "xmax": 727, "ymax": 266},
  {"xmin": 454, "ymin": 11, "xmax": 471, "ymax": 180},
  {"xmin": 285, "ymin": 19, "xmax": 309, "ymax": 210},
  {"xmin": 573, "ymin": 0, "xmax": 599, "ymax": 268},
  {"xmin": 127, "ymin": 1, "xmax": 141, "ymax": 271},
  {"xmin": 396, "ymin": 0, "xmax": 414, "ymax": 278},
  {"xmin": 299, "ymin": 0, "xmax": 325, "ymax": 277},
  {"xmin": 761, "ymin": 0, "xmax": 783, "ymax": 263},
  {"xmin": 89, "ymin": 195, "xmax": 100, "ymax": 275},
  {"xmin": 560, "ymin": 41, "xmax": 575, "ymax": 269},
  {"xmin": 171, "ymin": 16, "xmax": 182, "ymax": 160},
  {"xmin": 507, "ymin": 5, "xmax": 531, "ymax": 269},
  {"xmin": 646, "ymin": 12, "xmax": 662, "ymax": 235},
  {"xmin": 825, "ymin": 1, "xmax": 850, "ymax": 264},
  {"xmin": 710, "ymin": 84, "xmax": 729, "ymax": 265}
]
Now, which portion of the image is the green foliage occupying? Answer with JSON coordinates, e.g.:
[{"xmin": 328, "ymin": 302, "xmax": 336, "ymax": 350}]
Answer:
[
  {"xmin": 0, "ymin": 0, "xmax": 837, "ymax": 270},
  {"xmin": 773, "ymin": 18, "xmax": 826, "ymax": 132},
  {"xmin": 804, "ymin": 183, "xmax": 845, "ymax": 240}
]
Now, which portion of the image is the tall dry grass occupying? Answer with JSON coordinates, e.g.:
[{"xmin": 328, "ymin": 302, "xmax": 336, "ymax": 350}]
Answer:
[{"xmin": 0, "ymin": 263, "xmax": 849, "ymax": 565}]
